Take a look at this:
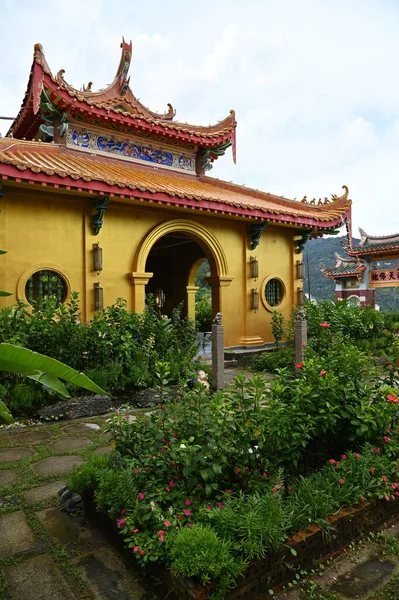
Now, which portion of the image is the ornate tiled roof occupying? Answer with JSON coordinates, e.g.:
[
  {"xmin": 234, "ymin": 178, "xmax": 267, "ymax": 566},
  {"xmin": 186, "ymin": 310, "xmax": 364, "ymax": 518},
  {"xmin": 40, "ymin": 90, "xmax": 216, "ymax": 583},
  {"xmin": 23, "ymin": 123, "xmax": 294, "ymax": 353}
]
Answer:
[
  {"xmin": 0, "ymin": 138, "xmax": 351, "ymax": 228},
  {"xmin": 8, "ymin": 41, "xmax": 237, "ymax": 154},
  {"xmin": 342, "ymin": 228, "xmax": 399, "ymax": 256},
  {"xmin": 320, "ymin": 252, "xmax": 365, "ymax": 280}
]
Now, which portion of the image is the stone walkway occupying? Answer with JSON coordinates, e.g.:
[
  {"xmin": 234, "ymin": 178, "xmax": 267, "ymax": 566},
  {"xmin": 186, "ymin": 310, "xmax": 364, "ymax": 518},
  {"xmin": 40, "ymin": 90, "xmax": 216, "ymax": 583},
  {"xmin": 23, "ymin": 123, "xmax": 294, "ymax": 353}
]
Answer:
[{"xmin": 0, "ymin": 414, "xmax": 157, "ymax": 600}]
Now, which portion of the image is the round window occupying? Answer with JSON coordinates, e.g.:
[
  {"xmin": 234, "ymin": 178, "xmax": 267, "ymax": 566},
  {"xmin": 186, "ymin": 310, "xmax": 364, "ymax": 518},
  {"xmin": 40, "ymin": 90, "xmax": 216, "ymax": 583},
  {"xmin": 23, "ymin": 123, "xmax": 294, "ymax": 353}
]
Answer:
[
  {"xmin": 264, "ymin": 278, "xmax": 284, "ymax": 308},
  {"xmin": 25, "ymin": 270, "xmax": 67, "ymax": 306}
]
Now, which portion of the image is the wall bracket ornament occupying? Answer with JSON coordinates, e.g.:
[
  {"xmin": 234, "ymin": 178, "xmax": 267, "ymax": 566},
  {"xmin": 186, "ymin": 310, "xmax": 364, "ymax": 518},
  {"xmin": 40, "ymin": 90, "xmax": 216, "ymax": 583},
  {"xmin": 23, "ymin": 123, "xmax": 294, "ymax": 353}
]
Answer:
[
  {"xmin": 39, "ymin": 88, "xmax": 68, "ymax": 140},
  {"xmin": 199, "ymin": 140, "xmax": 232, "ymax": 171},
  {"xmin": 92, "ymin": 196, "xmax": 110, "ymax": 235},
  {"xmin": 294, "ymin": 229, "xmax": 314, "ymax": 254},
  {"xmin": 248, "ymin": 221, "xmax": 268, "ymax": 250}
]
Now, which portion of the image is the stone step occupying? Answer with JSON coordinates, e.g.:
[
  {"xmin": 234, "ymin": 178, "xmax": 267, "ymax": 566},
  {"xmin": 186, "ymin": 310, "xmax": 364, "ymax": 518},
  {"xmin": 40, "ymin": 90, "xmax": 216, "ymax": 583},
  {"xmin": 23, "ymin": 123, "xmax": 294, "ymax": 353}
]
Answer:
[{"xmin": 224, "ymin": 359, "xmax": 238, "ymax": 368}]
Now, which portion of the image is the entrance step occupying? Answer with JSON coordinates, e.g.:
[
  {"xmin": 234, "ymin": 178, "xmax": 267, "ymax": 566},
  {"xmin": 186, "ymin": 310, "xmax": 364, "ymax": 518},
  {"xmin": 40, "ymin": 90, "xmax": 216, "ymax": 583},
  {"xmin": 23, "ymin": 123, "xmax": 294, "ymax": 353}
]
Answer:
[{"xmin": 224, "ymin": 360, "xmax": 238, "ymax": 368}]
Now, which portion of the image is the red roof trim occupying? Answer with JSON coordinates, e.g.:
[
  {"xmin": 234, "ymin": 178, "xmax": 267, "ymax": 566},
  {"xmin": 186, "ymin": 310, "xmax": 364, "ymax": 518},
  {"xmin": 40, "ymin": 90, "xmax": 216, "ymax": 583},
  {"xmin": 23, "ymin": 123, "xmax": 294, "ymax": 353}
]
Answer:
[{"xmin": 0, "ymin": 164, "xmax": 346, "ymax": 229}]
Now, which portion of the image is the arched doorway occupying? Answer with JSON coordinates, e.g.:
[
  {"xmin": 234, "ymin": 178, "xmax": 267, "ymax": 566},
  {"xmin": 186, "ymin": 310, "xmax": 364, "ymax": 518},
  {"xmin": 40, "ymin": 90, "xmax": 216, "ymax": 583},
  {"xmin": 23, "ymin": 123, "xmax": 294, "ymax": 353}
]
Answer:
[{"xmin": 131, "ymin": 219, "xmax": 232, "ymax": 320}]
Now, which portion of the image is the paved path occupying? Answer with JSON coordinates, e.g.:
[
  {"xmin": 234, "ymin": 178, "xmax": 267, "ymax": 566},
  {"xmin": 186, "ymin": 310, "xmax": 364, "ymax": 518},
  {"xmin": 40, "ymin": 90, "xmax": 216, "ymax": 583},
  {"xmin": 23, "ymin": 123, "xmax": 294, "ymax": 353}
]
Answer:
[{"xmin": 0, "ymin": 415, "xmax": 157, "ymax": 600}]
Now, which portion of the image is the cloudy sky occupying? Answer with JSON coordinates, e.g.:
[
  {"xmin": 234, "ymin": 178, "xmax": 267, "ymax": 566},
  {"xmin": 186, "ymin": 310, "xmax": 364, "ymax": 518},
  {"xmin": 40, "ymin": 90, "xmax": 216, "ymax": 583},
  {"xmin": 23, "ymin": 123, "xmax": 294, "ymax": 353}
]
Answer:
[{"xmin": 1, "ymin": 0, "xmax": 399, "ymax": 234}]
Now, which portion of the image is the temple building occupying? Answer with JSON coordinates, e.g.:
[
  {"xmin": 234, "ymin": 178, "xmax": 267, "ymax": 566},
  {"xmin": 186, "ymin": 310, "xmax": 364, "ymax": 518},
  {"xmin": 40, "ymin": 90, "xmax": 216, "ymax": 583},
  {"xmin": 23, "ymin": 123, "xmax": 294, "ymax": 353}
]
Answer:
[
  {"xmin": 320, "ymin": 229, "xmax": 399, "ymax": 307},
  {"xmin": 0, "ymin": 40, "xmax": 351, "ymax": 349}
]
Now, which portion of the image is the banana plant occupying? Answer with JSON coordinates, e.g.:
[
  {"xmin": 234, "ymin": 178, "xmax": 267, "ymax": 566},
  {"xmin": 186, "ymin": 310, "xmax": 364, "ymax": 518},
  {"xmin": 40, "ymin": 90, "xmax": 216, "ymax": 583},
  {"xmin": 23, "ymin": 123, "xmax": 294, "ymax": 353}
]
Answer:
[{"xmin": 0, "ymin": 343, "xmax": 107, "ymax": 424}]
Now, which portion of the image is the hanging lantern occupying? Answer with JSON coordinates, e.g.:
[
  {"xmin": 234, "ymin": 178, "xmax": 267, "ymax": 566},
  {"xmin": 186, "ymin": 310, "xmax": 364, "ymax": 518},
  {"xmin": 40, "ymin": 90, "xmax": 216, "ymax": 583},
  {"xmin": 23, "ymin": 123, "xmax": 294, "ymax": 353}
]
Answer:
[
  {"xmin": 93, "ymin": 243, "xmax": 103, "ymax": 274},
  {"xmin": 250, "ymin": 256, "xmax": 259, "ymax": 280},
  {"xmin": 297, "ymin": 288, "xmax": 305, "ymax": 306},
  {"xmin": 296, "ymin": 260, "xmax": 304, "ymax": 280},
  {"xmin": 251, "ymin": 288, "xmax": 259, "ymax": 312},
  {"xmin": 94, "ymin": 282, "xmax": 103, "ymax": 311}
]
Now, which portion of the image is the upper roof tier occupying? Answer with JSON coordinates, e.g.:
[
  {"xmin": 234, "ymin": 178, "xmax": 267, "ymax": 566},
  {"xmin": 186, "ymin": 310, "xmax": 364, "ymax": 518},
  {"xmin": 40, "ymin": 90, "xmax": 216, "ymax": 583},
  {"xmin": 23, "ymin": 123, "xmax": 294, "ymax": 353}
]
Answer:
[
  {"xmin": 342, "ymin": 227, "xmax": 399, "ymax": 256},
  {"xmin": 7, "ymin": 39, "xmax": 237, "ymax": 155},
  {"xmin": 0, "ymin": 137, "xmax": 351, "ymax": 229}
]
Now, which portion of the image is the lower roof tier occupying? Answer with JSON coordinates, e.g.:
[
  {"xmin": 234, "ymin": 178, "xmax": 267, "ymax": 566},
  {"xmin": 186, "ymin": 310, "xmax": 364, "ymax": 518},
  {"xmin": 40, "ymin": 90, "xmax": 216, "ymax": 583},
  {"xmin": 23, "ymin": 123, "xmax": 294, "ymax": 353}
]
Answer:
[{"xmin": 0, "ymin": 138, "xmax": 350, "ymax": 229}]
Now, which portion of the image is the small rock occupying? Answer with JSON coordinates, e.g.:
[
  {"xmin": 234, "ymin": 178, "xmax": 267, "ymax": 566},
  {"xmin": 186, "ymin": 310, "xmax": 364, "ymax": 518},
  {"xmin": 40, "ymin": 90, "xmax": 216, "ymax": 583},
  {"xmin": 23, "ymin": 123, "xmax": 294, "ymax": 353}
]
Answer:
[{"xmin": 82, "ymin": 423, "xmax": 101, "ymax": 430}]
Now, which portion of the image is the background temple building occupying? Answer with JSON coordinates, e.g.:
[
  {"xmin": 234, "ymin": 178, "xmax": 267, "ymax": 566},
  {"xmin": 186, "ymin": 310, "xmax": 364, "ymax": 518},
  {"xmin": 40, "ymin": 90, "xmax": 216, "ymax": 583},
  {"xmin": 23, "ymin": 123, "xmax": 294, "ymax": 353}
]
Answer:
[
  {"xmin": 320, "ymin": 229, "xmax": 399, "ymax": 307},
  {"xmin": 0, "ymin": 40, "xmax": 351, "ymax": 348}
]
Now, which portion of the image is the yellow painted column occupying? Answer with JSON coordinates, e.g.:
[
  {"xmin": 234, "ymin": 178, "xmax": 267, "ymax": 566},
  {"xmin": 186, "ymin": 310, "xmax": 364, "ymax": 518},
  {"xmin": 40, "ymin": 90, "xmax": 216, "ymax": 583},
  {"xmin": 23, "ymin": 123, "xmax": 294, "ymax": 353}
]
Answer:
[
  {"xmin": 186, "ymin": 285, "xmax": 199, "ymax": 321},
  {"xmin": 131, "ymin": 271, "xmax": 153, "ymax": 313},
  {"xmin": 206, "ymin": 275, "xmax": 234, "ymax": 317}
]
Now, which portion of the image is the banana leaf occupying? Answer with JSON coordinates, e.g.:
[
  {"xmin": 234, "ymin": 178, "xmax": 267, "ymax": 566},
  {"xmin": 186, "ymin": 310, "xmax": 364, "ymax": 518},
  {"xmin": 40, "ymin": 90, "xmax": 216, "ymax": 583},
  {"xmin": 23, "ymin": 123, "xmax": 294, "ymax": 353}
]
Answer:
[{"xmin": 0, "ymin": 399, "xmax": 13, "ymax": 423}]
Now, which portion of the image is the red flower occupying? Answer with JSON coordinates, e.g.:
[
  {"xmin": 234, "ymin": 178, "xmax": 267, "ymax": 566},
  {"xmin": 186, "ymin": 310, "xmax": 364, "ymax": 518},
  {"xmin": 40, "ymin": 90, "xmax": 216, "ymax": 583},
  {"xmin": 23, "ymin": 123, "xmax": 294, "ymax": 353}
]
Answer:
[
  {"xmin": 236, "ymin": 468, "xmax": 242, "ymax": 473},
  {"xmin": 295, "ymin": 362, "xmax": 304, "ymax": 369},
  {"xmin": 339, "ymin": 479, "xmax": 345, "ymax": 484},
  {"xmin": 120, "ymin": 509, "xmax": 126, "ymax": 515},
  {"xmin": 140, "ymin": 549, "xmax": 146, "ymax": 555},
  {"xmin": 373, "ymin": 448, "xmax": 380, "ymax": 454},
  {"xmin": 137, "ymin": 493, "xmax": 145, "ymax": 500},
  {"xmin": 385, "ymin": 495, "xmax": 390, "ymax": 502},
  {"xmin": 217, "ymin": 502, "xmax": 224, "ymax": 509},
  {"xmin": 320, "ymin": 322, "xmax": 331, "ymax": 328},
  {"xmin": 301, "ymin": 342, "xmax": 307, "ymax": 348},
  {"xmin": 117, "ymin": 518, "xmax": 126, "ymax": 528},
  {"xmin": 164, "ymin": 521, "xmax": 171, "ymax": 527},
  {"xmin": 320, "ymin": 370, "xmax": 327, "ymax": 377},
  {"xmin": 206, "ymin": 504, "xmax": 212, "ymax": 511},
  {"xmin": 133, "ymin": 546, "xmax": 139, "ymax": 552},
  {"xmin": 329, "ymin": 459, "xmax": 336, "ymax": 465},
  {"xmin": 341, "ymin": 455, "xmax": 347, "ymax": 460},
  {"xmin": 355, "ymin": 453, "xmax": 361, "ymax": 458},
  {"xmin": 183, "ymin": 509, "xmax": 191, "ymax": 516},
  {"xmin": 133, "ymin": 528, "xmax": 140, "ymax": 533},
  {"xmin": 184, "ymin": 499, "xmax": 192, "ymax": 506},
  {"xmin": 387, "ymin": 394, "xmax": 399, "ymax": 404},
  {"xmin": 384, "ymin": 436, "xmax": 391, "ymax": 443},
  {"xmin": 382, "ymin": 475, "xmax": 388, "ymax": 482},
  {"xmin": 370, "ymin": 467, "xmax": 375, "ymax": 474},
  {"xmin": 263, "ymin": 472, "xmax": 268, "ymax": 477}
]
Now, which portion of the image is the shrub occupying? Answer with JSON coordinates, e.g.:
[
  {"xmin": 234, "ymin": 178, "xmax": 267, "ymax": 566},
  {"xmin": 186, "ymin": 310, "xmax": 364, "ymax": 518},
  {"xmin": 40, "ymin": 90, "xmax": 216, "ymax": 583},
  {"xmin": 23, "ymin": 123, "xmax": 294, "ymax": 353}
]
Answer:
[{"xmin": 251, "ymin": 346, "xmax": 295, "ymax": 373}]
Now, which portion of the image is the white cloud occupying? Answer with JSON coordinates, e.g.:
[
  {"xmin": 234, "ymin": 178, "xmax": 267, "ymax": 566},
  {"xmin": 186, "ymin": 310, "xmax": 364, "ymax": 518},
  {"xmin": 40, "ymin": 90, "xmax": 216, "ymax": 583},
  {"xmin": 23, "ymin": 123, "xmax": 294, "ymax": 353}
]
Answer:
[{"xmin": 1, "ymin": 0, "xmax": 399, "ymax": 234}]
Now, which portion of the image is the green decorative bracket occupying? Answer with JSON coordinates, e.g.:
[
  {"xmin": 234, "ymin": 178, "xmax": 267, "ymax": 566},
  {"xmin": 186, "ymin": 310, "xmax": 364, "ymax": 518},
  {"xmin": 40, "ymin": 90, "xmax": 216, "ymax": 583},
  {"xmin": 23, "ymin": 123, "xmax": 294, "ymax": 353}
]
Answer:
[
  {"xmin": 39, "ymin": 88, "xmax": 68, "ymax": 141},
  {"xmin": 199, "ymin": 140, "xmax": 232, "ymax": 171},
  {"xmin": 92, "ymin": 196, "xmax": 110, "ymax": 235},
  {"xmin": 294, "ymin": 229, "xmax": 313, "ymax": 254},
  {"xmin": 248, "ymin": 221, "xmax": 268, "ymax": 250},
  {"xmin": 0, "ymin": 183, "xmax": 4, "ymax": 199}
]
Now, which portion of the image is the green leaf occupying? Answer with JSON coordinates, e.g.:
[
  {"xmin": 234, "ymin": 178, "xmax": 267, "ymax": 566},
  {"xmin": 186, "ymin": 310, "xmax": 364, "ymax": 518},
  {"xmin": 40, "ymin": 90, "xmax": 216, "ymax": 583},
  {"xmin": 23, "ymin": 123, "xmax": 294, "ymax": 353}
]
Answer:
[
  {"xmin": 212, "ymin": 463, "xmax": 222, "ymax": 475},
  {"xmin": 290, "ymin": 547, "xmax": 298, "ymax": 556},
  {"xmin": 0, "ymin": 399, "xmax": 14, "ymax": 423},
  {"xmin": 0, "ymin": 343, "xmax": 107, "ymax": 398},
  {"xmin": 0, "ymin": 291, "xmax": 12, "ymax": 297}
]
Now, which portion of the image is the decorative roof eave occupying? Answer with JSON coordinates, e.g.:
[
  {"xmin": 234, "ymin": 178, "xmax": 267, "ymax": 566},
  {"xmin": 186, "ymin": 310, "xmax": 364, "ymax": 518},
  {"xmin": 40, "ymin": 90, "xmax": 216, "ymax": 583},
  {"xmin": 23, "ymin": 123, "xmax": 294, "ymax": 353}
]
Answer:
[
  {"xmin": 320, "ymin": 262, "xmax": 365, "ymax": 280},
  {"xmin": 0, "ymin": 163, "xmax": 348, "ymax": 230},
  {"xmin": 358, "ymin": 227, "xmax": 399, "ymax": 245},
  {"xmin": 8, "ymin": 42, "xmax": 237, "ymax": 150}
]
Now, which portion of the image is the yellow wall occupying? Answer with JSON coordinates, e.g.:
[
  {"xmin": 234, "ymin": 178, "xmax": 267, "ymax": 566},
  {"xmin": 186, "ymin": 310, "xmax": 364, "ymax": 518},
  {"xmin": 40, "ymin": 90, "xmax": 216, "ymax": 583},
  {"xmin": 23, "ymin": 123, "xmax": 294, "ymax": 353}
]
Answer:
[{"xmin": 0, "ymin": 183, "xmax": 303, "ymax": 348}]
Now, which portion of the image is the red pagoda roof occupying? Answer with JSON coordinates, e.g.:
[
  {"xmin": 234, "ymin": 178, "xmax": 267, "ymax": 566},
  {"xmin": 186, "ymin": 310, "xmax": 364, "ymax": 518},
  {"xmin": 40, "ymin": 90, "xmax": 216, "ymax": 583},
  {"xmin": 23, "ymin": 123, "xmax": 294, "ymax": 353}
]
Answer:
[
  {"xmin": 0, "ymin": 137, "xmax": 351, "ymax": 229},
  {"xmin": 8, "ymin": 40, "xmax": 237, "ymax": 155},
  {"xmin": 320, "ymin": 252, "xmax": 365, "ymax": 280},
  {"xmin": 342, "ymin": 228, "xmax": 399, "ymax": 257}
]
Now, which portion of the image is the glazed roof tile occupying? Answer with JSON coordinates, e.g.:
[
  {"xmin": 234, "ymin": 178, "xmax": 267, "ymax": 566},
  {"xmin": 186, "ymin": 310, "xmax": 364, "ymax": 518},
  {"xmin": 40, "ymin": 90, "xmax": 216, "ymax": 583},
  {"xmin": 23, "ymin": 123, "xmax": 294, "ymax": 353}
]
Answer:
[
  {"xmin": 320, "ymin": 252, "xmax": 365, "ymax": 279},
  {"xmin": 343, "ymin": 228, "xmax": 399, "ymax": 256},
  {"xmin": 0, "ymin": 138, "xmax": 351, "ymax": 227}
]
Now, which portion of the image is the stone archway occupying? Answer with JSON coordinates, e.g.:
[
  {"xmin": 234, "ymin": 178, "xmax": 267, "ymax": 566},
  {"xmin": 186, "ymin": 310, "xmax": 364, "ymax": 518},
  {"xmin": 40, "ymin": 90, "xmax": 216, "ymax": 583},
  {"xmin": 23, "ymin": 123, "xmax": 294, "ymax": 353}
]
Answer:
[{"xmin": 131, "ymin": 219, "xmax": 233, "ymax": 316}]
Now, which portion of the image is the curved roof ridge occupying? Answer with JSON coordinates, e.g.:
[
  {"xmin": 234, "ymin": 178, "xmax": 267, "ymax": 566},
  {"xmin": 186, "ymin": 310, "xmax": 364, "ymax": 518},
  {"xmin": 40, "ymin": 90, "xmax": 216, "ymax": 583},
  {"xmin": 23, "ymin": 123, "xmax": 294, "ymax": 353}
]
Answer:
[{"xmin": 358, "ymin": 227, "xmax": 399, "ymax": 244}]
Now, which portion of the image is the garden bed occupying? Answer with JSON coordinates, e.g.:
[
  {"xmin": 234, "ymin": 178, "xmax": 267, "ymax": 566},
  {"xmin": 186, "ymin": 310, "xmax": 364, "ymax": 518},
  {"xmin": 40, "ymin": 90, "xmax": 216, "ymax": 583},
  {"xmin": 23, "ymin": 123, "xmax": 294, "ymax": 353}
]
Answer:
[{"xmin": 82, "ymin": 495, "xmax": 399, "ymax": 599}]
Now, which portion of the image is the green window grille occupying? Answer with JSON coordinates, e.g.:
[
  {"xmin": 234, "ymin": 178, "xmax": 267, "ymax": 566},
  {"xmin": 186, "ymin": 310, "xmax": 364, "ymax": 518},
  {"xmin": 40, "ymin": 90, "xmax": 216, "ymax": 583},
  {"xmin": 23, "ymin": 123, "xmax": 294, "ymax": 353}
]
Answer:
[
  {"xmin": 25, "ymin": 270, "xmax": 67, "ymax": 306},
  {"xmin": 265, "ymin": 279, "xmax": 283, "ymax": 307}
]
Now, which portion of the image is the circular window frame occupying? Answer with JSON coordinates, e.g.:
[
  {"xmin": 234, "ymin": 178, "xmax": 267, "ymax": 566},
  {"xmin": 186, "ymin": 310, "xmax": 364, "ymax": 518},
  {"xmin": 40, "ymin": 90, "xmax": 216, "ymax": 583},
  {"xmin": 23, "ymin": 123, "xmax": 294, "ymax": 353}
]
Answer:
[
  {"xmin": 17, "ymin": 263, "xmax": 72, "ymax": 307},
  {"xmin": 261, "ymin": 275, "xmax": 286, "ymax": 312}
]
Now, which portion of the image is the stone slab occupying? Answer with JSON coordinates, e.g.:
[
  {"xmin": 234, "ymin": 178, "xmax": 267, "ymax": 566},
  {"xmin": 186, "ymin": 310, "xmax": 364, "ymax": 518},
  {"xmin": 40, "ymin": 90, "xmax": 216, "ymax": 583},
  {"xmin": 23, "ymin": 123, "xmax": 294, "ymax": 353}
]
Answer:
[
  {"xmin": 6, "ymin": 429, "xmax": 54, "ymax": 445},
  {"xmin": 0, "ymin": 510, "xmax": 36, "ymax": 557},
  {"xmin": 3, "ymin": 554, "xmax": 77, "ymax": 600},
  {"xmin": 48, "ymin": 436, "xmax": 93, "ymax": 452},
  {"xmin": 62, "ymin": 422, "xmax": 101, "ymax": 434},
  {"xmin": 331, "ymin": 557, "xmax": 395, "ymax": 597},
  {"xmin": 0, "ymin": 447, "xmax": 36, "ymax": 463},
  {"xmin": 31, "ymin": 455, "xmax": 83, "ymax": 476},
  {"xmin": 36, "ymin": 507, "xmax": 105, "ymax": 552},
  {"xmin": 24, "ymin": 480, "xmax": 66, "ymax": 504},
  {"xmin": 0, "ymin": 469, "xmax": 18, "ymax": 487},
  {"xmin": 75, "ymin": 546, "xmax": 146, "ymax": 599}
]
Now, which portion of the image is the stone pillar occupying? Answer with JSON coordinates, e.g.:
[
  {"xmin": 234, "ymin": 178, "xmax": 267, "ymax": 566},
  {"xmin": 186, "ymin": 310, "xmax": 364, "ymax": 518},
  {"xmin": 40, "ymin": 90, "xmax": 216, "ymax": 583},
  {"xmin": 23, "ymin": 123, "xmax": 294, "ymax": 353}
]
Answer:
[
  {"xmin": 295, "ymin": 309, "xmax": 307, "ymax": 363},
  {"xmin": 131, "ymin": 272, "xmax": 153, "ymax": 313},
  {"xmin": 212, "ymin": 312, "xmax": 224, "ymax": 389},
  {"xmin": 186, "ymin": 285, "xmax": 199, "ymax": 321}
]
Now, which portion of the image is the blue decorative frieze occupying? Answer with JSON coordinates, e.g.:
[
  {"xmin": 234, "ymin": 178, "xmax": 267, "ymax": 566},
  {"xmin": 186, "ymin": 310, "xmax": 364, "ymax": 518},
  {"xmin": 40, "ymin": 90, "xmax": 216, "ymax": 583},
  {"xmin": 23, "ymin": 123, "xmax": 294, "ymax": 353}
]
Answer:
[{"xmin": 67, "ymin": 125, "xmax": 196, "ymax": 173}]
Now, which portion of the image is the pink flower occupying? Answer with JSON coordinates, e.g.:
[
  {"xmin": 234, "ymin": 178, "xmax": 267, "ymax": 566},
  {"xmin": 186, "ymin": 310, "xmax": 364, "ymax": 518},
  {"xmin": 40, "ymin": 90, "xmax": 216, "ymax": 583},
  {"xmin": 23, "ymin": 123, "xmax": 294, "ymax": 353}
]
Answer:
[
  {"xmin": 320, "ymin": 322, "xmax": 331, "ymax": 328},
  {"xmin": 355, "ymin": 454, "xmax": 361, "ymax": 458},
  {"xmin": 169, "ymin": 481, "xmax": 175, "ymax": 488},
  {"xmin": 370, "ymin": 467, "xmax": 375, "ymax": 474},
  {"xmin": 236, "ymin": 468, "xmax": 242, "ymax": 473},
  {"xmin": 137, "ymin": 493, "xmax": 145, "ymax": 500},
  {"xmin": 206, "ymin": 504, "xmax": 212, "ymax": 511},
  {"xmin": 339, "ymin": 479, "xmax": 345, "ymax": 485},
  {"xmin": 320, "ymin": 370, "xmax": 327, "ymax": 377},
  {"xmin": 392, "ymin": 483, "xmax": 398, "ymax": 490},
  {"xmin": 133, "ymin": 528, "xmax": 140, "ymax": 533},
  {"xmin": 387, "ymin": 394, "xmax": 399, "ymax": 404},
  {"xmin": 384, "ymin": 436, "xmax": 391, "ymax": 443},
  {"xmin": 164, "ymin": 521, "xmax": 171, "ymax": 527},
  {"xmin": 140, "ymin": 549, "xmax": 146, "ymax": 556},
  {"xmin": 382, "ymin": 475, "xmax": 388, "ymax": 482},
  {"xmin": 301, "ymin": 342, "xmax": 307, "ymax": 348},
  {"xmin": 133, "ymin": 546, "xmax": 139, "ymax": 552},
  {"xmin": 184, "ymin": 499, "xmax": 192, "ymax": 506},
  {"xmin": 329, "ymin": 459, "xmax": 336, "ymax": 465},
  {"xmin": 263, "ymin": 472, "xmax": 268, "ymax": 477},
  {"xmin": 117, "ymin": 519, "xmax": 126, "ymax": 528},
  {"xmin": 373, "ymin": 448, "xmax": 380, "ymax": 454},
  {"xmin": 134, "ymin": 469, "xmax": 140, "ymax": 474},
  {"xmin": 183, "ymin": 509, "xmax": 191, "ymax": 516},
  {"xmin": 186, "ymin": 523, "xmax": 193, "ymax": 527},
  {"xmin": 295, "ymin": 362, "xmax": 304, "ymax": 369},
  {"xmin": 385, "ymin": 495, "xmax": 390, "ymax": 501},
  {"xmin": 165, "ymin": 487, "xmax": 171, "ymax": 493},
  {"xmin": 216, "ymin": 502, "xmax": 224, "ymax": 509},
  {"xmin": 120, "ymin": 509, "xmax": 126, "ymax": 515},
  {"xmin": 341, "ymin": 455, "xmax": 347, "ymax": 460}
]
